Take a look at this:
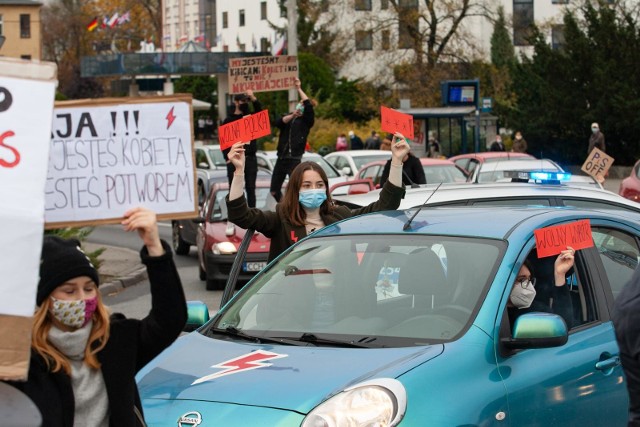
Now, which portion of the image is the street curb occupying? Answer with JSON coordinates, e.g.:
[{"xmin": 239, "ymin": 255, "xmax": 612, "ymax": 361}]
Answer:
[{"xmin": 100, "ymin": 267, "xmax": 148, "ymax": 297}]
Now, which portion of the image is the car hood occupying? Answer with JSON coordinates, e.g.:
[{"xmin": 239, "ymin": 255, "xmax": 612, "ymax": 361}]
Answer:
[{"xmin": 137, "ymin": 332, "xmax": 443, "ymax": 413}]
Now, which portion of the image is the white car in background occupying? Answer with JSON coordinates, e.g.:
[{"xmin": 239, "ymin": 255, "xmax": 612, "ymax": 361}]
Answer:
[
  {"xmin": 333, "ymin": 171, "xmax": 639, "ymax": 212},
  {"xmin": 324, "ymin": 150, "xmax": 392, "ymax": 178},
  {"xmin": 468, "ymin": 158, "xmax": 563, "ymax": 183},
  {"xmin": 256, "ymin": 150, "xmax": 348, "ymax": 193}
]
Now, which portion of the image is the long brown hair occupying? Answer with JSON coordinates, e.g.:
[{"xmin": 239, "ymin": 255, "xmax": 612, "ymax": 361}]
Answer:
[
  {"xmin": 32, "ymin": 292, "xmax": 111, "ymax": 375},
  {"xmin": 280, "ymin": 161, "xmax": 334, "ymax": 226}
]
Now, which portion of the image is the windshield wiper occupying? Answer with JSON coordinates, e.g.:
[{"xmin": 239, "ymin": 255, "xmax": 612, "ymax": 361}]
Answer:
[
  {"xmin": 296, "ymin": 332, "xmax": 376, "ymax": 348},
  {"xmin": 210, "ymin": 326, "xmax": 309, "ymax": 346}
]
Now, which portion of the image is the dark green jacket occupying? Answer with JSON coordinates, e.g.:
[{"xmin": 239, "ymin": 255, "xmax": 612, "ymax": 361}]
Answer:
[{"xmin": 226, "ymin": 182, "xmax": 405, "ymax": 262}]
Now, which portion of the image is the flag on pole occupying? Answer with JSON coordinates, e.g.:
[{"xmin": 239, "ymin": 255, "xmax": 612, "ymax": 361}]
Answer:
[
  {"xmin": 87, "ymin": 17, "xmax": 98, "ymax": 32},
  {"xmin": 117, "ymin": 11, "xmax": 130, "ymax": 25},
  {"xmin": 271, "ymin": 34, "xmax": 286, "ymax": 56},
  {"xmin": 107, "ymin": 13, "xmax": 119, "ymax": 28}
]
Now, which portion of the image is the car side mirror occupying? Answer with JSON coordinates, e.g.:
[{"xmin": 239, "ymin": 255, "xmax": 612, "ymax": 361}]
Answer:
[
  {"xmin": 501, "ymin": 312, "xmax": 568, "ymax": 350},
  {"xmin": 341, "ymin": 166, "xmax": 351, "ymax": 176},
  {"xmin": 198, "ymin": 162, "xmax": 210, "ymax": 169},
  {"xmin": 184, "ymin": 301, "xmax": 210, "ymax": 332}
]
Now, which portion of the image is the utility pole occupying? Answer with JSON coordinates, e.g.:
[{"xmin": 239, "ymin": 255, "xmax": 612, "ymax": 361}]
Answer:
[{"xmin": 287, "ymin": 0, "xmax": 298, "ymax": 112}]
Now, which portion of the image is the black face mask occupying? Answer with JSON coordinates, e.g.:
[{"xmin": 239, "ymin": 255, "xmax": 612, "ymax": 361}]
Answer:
[{"xmin": 239, "ymin": 103, "xmax": 250, "ymax": 115}]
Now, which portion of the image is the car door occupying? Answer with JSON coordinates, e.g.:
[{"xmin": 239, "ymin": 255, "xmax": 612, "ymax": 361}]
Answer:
[{"xmin": 495, "ymin": 228, "xmax": 628, "ymax": 426}]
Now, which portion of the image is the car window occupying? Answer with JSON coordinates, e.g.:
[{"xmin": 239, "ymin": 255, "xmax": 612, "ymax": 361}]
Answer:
[
  {"xmin": 561, "ymin": 199, "xmax": 640, "ymax": 215},
  {"xmin": 331, "ymin": 156, "xmax": 350, "ymax": 172},
  {"xmin": 506, "ymin": 246, "xmax": 597, "ymax": 333},
  {"xmin": 257, "ymin": 156, "xmax": 271, "ymax": 171},
  {"xmin": 469, "ymin": 198, "xmax": 551, "ymax": 207},
  {"xmin": 424, "ymin": 165, "xmax": 468, "ymax": 184},
  {"xmin": 209, "ymin": 188, "xmax": 276, "ymax": 221},
  {"xmin": 207, "ymin": 148, "xmax": 227, "ymax": 168},
  {"xmin": 353, "ymin": 155, "xmax": 390, "ymax": 170},
  {"xmin": 591, "ymin": 227, "xmax": 640, "ymax": 302},
  {"xmin": 215, "ymin": 235, "xmax": 503, "ymax": 346},
  {"xmin": 467, "ymin": 159, "xmax": 479, "ymax": 174},
  {"xmin": 195, "ymin": 149, "xmax": 208, "ymax": 168},
  {"xmin": 309, "ymin": 156, "xmax": 340, "ymax": 178},
  {"xmin": 453, "ymin": 158, "xmax": 469, "ymax": 171}
]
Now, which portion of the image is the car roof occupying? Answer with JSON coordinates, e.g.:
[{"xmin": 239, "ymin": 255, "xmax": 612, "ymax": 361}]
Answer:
[
  {"xmin": 314, "ymin": 206, "xmax": 640, "ymax": 242},
  {"xmin": 449, "ymin": 152, "xmax": 534, "ymax": 161},
  {"xmin": 332, "ymin": 181, "xmax": 640, "ymax": 211},
  {"xmin": 325, "ymin": 150, "xmax": 390, "ymax": 157},
  {"xmin": 420, "ymin": 158, "xmax": 457, "ymax": 165},
  {"xmin": 315, "ymin": 206, "xmax": 640, "ymax": 241}
]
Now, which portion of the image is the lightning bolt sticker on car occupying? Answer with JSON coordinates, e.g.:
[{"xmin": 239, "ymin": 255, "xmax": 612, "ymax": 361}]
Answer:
[{"xmin": 192, "ymin": 350, "xmax": 288, "ymax": 385}]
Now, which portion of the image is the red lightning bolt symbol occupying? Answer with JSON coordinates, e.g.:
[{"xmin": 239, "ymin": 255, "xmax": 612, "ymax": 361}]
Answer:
[
  {"xmin": 165, "ymin": 106, "xmax": 176, "ymax": 129},
  {"xmin": 192, "ymin": 350, "xmax": 288, "ymax": 385}
]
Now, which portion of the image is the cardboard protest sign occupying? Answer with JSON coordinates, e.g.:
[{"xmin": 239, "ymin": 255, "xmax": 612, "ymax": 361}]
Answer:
[
  {"xmin": 0, "ymin": 57, "xmax": 57, "ymax": 380},
  {"xmin": 218, "ymin": 110, "xmax": 271, "ymax": 151},
  {"xmin": 45, "ymin": 95, "xmax": 197, "ymax": 228},
  {"xmin": 581, "ymin": 147, "xmax": 614, "ymax": 182},
  {"xmin": 535, "ymin": 219, "xmax": 594, "ymax": 258},
  {"xmin": 228, "ymin": 55, "xmax": 298, "ymax": 94},
  {"xmin": 381, "ymin": 106, "xmax": 414, "ymax": 140}
]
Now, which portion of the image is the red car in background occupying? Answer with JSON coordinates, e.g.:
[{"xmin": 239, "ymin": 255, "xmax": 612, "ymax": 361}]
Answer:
[
  {"xmin": 619, "ymin": 159, "xmax": 640, "ymax": 202},
  {"xmin": 449, "ymin": 151, "xmax": 534, "ymax": 176},
  {"xmin": 195, "ymin": 180, "xmax": 275, "ymax": 290}
]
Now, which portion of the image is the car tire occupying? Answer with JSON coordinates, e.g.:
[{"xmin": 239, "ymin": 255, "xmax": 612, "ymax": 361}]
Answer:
[
  {"xmin": 172, "ymin": 222, "xmax": 190, "ymax": 256},
  {"xmin": 199, "ymin": 262, "xmax": 206, "ymax": 281},
  {"xmin": 206, "ymin": 278, "xmax": 225, "ymax": 291}
]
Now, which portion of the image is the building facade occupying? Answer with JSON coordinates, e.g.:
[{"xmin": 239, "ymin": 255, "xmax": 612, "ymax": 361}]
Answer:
[{"xmin": 0, "ymin": 0, "xmax": 42, "ymax": 60}]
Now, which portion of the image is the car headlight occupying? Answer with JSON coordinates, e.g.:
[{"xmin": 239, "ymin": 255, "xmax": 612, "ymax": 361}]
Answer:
[
  {"xmin": 302, "ymin": 378, "xmax": 406, "ymax": 427},
  {"xmin": 212, "ymin": 241, "xmax": 236, "ymax": 255}
]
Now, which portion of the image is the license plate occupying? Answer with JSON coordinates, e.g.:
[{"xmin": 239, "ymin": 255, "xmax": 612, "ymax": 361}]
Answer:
[{"xmin": 243, "ymin": 261, "xmax": 266, "ymax": 272}]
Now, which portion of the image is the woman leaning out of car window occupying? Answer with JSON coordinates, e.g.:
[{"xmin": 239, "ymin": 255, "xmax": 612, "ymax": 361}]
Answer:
[{"xmin": 225, "ymin": 135, "xmax": 410, "ymax": 262}]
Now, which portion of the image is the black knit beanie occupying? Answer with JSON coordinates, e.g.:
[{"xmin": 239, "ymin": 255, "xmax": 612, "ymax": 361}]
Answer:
[{"xmin": 37, "ymin": 236, "xmax": 100, "ymax": 306}]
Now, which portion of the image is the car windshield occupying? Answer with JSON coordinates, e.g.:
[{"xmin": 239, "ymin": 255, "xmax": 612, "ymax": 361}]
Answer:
[
  {"xmin": 353, "ymin": 154, "xmax": 390, "ymax": 170},
  {"xmin": 209, "ymin": 187, "xmax": 276, "ymax": 221},
  {"xmin": 424, "ymin": 165, "xmax": 468, "ymax": 183},
  {"xmin": 208, "ymin": 235, "xmax": 503, "ymax": 347},
  {"xmin": 207, "ymin": 148, "xmax": 227, "ymax": 168}
]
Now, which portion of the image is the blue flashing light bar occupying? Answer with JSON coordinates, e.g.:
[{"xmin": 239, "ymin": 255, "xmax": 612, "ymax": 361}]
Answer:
[{"xmin": 529, "ymin": 171, "xmax": 572, "ymax": 182}]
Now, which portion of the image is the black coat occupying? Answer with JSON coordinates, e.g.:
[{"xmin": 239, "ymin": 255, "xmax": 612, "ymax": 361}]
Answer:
[
  {"xmin": 226, "ymin": 181, "xmax": 405, "ymax": 262},
  {"xmin": 613, "ymin": 267, "xmax": 640, "ymax": 425},
  {"xmin": 275, "ymin": 99, "xmax": 315, "ymax": 159},
  {"xmin": 379, "ymin": 155, "xmax": 426, "ymax": 187},
  {"xmin": 6, "ymin": 241, "xmax": 187, "ymax": 427}
]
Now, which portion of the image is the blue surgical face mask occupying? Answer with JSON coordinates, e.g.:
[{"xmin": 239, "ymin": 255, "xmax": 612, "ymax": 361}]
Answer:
[{"xmin": 299, "ymin": 189, "xmax": 327, "ymax": 209}]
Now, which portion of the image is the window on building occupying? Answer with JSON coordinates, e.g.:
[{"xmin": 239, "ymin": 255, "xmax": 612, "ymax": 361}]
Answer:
[
  {"xmin": 21, "ymin": 55, "xmax": 31, "ymax": 60},
  {"xmin": 355, "ymin": 30, "xmax": 373, "ymax": 50},
  {"xmin": 0, "ymin": 14, "xmax": 3, "ymax": 36},
  {"xmin": 513, "ymin": 0, "xmax": 534, "ymax": 46},
  {"xmin": 260, "ymin": 37, "xmax": 269, "ymax": 52},
  {"xmin": 398, "ymin": 2, "xmax": 418, "ymax": 49},
  {"xmin": 239, "ymin": 9, "xmax": 245, "ymax": 26},
  {"xmin": 381, "ymin": 29, "xmax": 390, "ymax": 50},
  {"xmin": 381, "ymin": 0, "xmax": 389, "ymax": 9},
  {"xmin": 222, "ymin": 11, "xmax": 228, "ymax": 29},
  {"xmin": 551, "ymin": 0, "xmax": 569, "ymax": 3},
  {"xmin": 20, "ymin": 14, "xmax": 30, "ymax": 38},
  {"xmin": 355, "ymin": 0, "xmax": 372, "ymax": 11},
  {"xmin": 239, "ymin": 43, "xmax": 246, "ymax": 52},
  {"xmin": 551, "ymin": 25, "xmax": 565, "ymax": 50},
  {"xmin": 261, "ymin": 2, "xmax": 268, "ymax": 20}
]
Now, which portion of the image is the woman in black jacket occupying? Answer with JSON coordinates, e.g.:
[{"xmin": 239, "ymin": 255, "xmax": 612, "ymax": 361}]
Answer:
[
  {"xmin": 379, "ymin": 152, "xmax": 426, "ymax": 187},
  {"xmin": 226, "ymin": 133, "xmax": 410, "ymax": 262},
  {"xmin": 7, "ymin": 207, "xmax": 187, "ymax": 426}
]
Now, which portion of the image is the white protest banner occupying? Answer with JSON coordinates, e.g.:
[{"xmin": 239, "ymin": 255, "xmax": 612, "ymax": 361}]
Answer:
[
  {"xmin": 228, "ymin": 55, "xmax": 298, "ymax": 94},
  {"xmin": 45, "ymin": 95, "xmax": 197, "ymax": 228},
  {"xmin": 0, "ymin": 57, "xmax": 57, "ymax": 380}
]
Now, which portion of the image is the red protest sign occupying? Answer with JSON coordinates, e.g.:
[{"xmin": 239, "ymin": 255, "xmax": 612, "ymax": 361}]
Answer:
[
  {"xmin": 534, "ymin": 219, "xmax": 594, "ymax": 258},
  {"xmin": 380, "ymin": 106, "xmax": 414, "ymax": 140},
  {"xmin": 219, "ymin": 109, "xmax": 271, "ymax": 151}
]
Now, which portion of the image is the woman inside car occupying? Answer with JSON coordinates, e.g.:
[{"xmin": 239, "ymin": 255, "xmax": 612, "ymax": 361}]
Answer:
[
  {"xmin": 225, "ymin": 133, "xmax": 410, "ymax": 262},
  {"xmin": 507, "ymin": 246, "xmax": 576, "ymax": 329}
]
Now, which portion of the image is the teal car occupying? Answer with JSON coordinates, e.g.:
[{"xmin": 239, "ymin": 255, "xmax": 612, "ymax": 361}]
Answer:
[{"xmin": 137, "ymin": 206, "xmax": 638, "ymax": 426}]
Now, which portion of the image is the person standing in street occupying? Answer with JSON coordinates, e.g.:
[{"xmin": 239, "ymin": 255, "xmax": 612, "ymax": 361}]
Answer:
[
  {"xmin": 613, "ymin": 267, "xmax": 640, "ymax": 427},
  {"xmin": 511, "ymin": 131, "xmax": 528, "ymax": 153},
  {"xmin": 427, "ymin": 136, "xmax": 441, "ymax": 158},
  {"xmin": 588, "ymin": 122, "xmax": 606, "ymax": 154},
  {"xmin": 348, "ymin": 130, "xmax": 364, "ymax": 150},
  {"xmin": 490, "ymin": 135, "xmax": 506, "ymax": 152},
  {"xmin": 221, "ymin": 90, "xmax": 262, "ymax": 208},
  {"xmin": 365, "ymin": 131, "xmax": 381, "ymax": 150},
  {"xmin": 270, "ymin": 78, "xmax": 315, "ymax": 202},
  {"xmin": 335, "ymin": 133, "xmax": 348, "ymax": 151},
  {"xmin": 4, "ymin": 207, "xmax": 187, "ymax": 426}
]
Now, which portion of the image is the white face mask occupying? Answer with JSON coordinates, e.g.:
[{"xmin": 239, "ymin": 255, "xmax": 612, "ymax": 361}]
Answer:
[{"xmin": 509, "ymin": 280, "xmax": 536, "ymax": 309}]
